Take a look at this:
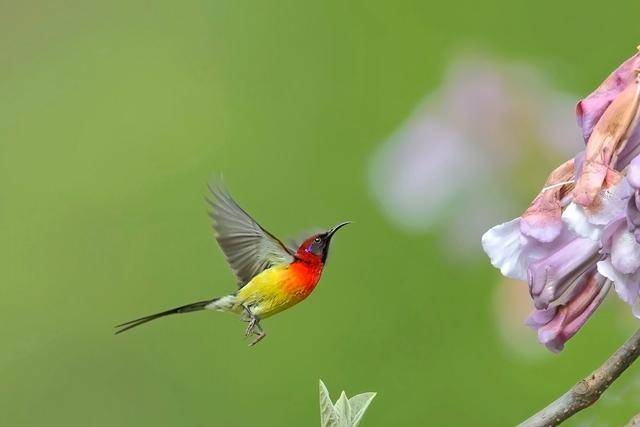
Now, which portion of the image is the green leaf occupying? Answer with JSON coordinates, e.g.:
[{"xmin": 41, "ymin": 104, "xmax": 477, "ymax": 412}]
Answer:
[
  {"xmin": 319, "ymin": 380, "xmax": 376, "ymax": 427},
  {"xmin": 348, "ymin": 392, "xmax": 377, "ymax": 426},
  {"xmin": 334, "ymin": 391, "xmax": 351, "ymax": 426},
  {"xmin": 319, "ymin": 380, "xmax": 340, "ymax": 427}
]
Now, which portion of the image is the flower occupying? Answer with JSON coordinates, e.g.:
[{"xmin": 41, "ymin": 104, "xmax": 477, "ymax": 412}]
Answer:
[
  {"xmin": 483, "ymin": 47, "xmax": 640, "ymax": 352},
  {"xmin": 526, "ymin": 272, "xmax": 611, "ymax": 353},
  {"xmin": 369, "ymin": 53, "xmax": 580, "ymax": 256}
]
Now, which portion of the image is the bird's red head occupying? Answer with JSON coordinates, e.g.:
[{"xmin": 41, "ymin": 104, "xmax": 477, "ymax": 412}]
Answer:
[{"xmin": 295, "ymin": 222, "xmax": 352, "ymax": 264}]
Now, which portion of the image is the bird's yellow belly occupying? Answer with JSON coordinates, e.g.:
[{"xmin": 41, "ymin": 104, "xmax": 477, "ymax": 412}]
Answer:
[{"xmin": 234, "ymin": 265, "xmax": 313, "ymax": 318}]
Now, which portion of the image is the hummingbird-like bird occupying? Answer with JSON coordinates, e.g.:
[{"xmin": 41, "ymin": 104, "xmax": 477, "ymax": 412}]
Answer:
[{"xmin": 115, "ymin": 185, "xmax": 351, "ymax": 345}]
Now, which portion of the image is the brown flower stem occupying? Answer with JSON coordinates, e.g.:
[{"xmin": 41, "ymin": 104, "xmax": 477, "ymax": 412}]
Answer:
[{"xmin": 519, "ymin": 328, "xmax": 640, "ymax": 427}]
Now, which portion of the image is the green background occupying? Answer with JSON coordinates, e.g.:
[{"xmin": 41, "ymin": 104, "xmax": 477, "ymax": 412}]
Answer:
[{"xmin": 2, "ymin": 1, "xmax": 640, "ymax": 425}]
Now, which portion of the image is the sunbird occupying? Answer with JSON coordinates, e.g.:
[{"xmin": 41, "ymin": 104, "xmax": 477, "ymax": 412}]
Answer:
[{"xmin": 115, "ymin": 185, "xmax": 351, "ymax": 345}]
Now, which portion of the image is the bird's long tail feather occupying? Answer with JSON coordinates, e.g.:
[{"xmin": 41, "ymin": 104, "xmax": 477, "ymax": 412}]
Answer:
[{"xmin": 115, "ymin": 299, "xmax": 213, "ymax": 334}]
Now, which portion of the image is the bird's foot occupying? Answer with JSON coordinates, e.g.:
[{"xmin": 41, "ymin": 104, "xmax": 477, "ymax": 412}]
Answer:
[
  {"xmin": 241, "ymin": 305, "xmax": 265, "ymax": 345},
  {"xmin": 248, "ymin": 331, "xmax": 266, "ymax": 347},
  {"xmin": 245, "ymin": 318, "xmax": 258, "ymax": 337}
]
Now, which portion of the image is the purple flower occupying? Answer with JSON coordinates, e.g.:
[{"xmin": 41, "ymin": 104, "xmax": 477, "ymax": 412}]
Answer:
[
  {"xmin": 483, "ymin": 48, "xmax": 640, "ymax": 352},
  {"xmin": 526, "ymin": 271, "xmax": 611, "ymax": 353},
  {"xmin": 527, "ymin": 238, "xmax": 601, "ymax": 310},
  {"xmin": 573, "ymin": 65, "xmax": 640, "ymax": 207},
  {"xmin": 369, "ymin": 53, "xmax": 580, "ymax": 256},
  {"xmin": 625, "ymin": 156, "xmax": 640, "ymax": 243},
  {"xmin": 576, "ymin": 52, "xmax": 640, "ymax": 142}
]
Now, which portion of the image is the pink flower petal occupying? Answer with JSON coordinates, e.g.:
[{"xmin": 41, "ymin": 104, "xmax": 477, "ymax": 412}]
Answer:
[
  {"xmin": 521, "ymin": 159, "xmax": 574, "ymax": 242},
  {"xmin": 576, "ymin": 51, "xmax": 640, "ymax": 142},
  {"xmin": 574, "ymin": 81, "xmax": 640, "ymax": 207},
  {"xmin": 528, "ymin": 272, "xmax": 610, "ymax": 352}
]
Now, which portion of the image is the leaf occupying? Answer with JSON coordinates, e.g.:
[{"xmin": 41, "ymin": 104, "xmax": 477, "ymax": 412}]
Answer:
[
  {"xmin": 348, "ymin": 392, "xmax": 377, "ymax": 426},
  {"xmin": 319, "ymin": 380, "xmax": 376, "ymax": 427},
  {"xmin": 319, "ymin": 380, "xmax": 340, "ymax": 427},
  {"xmin": 333, "ymin": 391, "xmax": 351, "ymax": 426}
]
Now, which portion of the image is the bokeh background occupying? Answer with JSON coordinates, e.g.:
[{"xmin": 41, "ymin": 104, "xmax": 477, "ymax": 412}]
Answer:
[{"xmin": 3, "ymin": 1, "xmax": 640, "ymax": 425}]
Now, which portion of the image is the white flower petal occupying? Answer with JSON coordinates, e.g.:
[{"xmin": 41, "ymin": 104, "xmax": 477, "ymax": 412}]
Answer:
[
  {"xmin": 482, "ymin": 219, "xmax": 528, "ymax": 280},
  {"xmin": 562, "ymin": 202, "xmax": 602, "ymax": 241},
  {"xmin": 611, "ymin": 228, "xmax": 640, "ymax": 274},
  {"xmin": 589, "ymin": 179, "xmax": 632, "ymax": 225},
  {"xmin": 597, "ymin": 259, "xmax": 640, "ymax": 318},
  {"xmin": 482, "ymin": 218, "xmax": 574, "ymax": 281}
]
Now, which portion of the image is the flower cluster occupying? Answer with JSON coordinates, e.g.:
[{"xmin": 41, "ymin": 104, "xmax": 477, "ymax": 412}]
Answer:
[{"xmin": 483, "ymin": 49, "xmax": 640, "ymax": 352}]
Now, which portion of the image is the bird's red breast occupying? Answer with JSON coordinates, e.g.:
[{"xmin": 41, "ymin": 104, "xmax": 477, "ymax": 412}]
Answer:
[
  {"xmin": 283, "ymin": 258, "xmax": 324, "ymax": 297},
  {"xmin": 279, "ymin": 239, "xmax": 326, "ymax": 298}
]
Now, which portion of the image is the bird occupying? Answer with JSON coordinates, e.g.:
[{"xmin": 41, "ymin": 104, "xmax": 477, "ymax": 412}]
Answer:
[{"xmin": 115, "ymin": 185, "xmax": 351, "ymax": 346}]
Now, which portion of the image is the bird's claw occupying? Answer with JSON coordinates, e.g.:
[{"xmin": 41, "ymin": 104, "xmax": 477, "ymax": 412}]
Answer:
[
  {"xmin": 245, "ymin": 318, "xmax": 257, "ymax": 337},
  {"xmin": 248, "ymin": 331, "xmax": 266, "ymax": 347},
  {"xmin": 241, "ymin": 305, "xmax": 265, "ymax": 346}
]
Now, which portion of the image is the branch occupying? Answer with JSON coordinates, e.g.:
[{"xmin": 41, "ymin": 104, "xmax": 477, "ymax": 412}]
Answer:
[{"xmin": 519, "ymin": 327, "xmax": 640, "ymax": 427}]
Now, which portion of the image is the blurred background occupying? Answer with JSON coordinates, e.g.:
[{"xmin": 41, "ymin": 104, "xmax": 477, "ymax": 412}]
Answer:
[{"xmin": 2, "ymin": 1, "xmax": 640, "ymax": 425}]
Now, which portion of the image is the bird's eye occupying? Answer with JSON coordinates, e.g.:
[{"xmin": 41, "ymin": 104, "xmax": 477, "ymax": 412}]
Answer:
[{"xmin": 314, "ymin": 237, "xmax": 322, "ymax": 243}]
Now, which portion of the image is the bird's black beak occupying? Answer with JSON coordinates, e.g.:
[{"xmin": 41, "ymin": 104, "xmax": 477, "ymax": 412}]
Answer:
[
  {"xmin": 327, "ymin": 221, "xmax": 352, "ymax": 239},
  {"xmin": 321, "ymin": 221, "xmax": 351, "ymax": 263}
]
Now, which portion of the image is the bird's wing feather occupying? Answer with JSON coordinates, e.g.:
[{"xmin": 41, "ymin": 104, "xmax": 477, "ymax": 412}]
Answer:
[{"xmin": 207, "ymin": 185, "xmax": 295, "ymax": 287}]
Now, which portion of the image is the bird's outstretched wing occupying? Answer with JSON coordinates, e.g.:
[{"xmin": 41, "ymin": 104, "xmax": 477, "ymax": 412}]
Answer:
[{"xmin": 207, "ymin": 185, "xmax": 295, "ymax": 287}]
